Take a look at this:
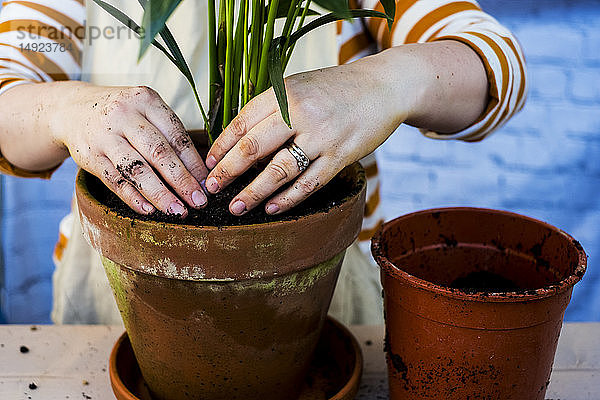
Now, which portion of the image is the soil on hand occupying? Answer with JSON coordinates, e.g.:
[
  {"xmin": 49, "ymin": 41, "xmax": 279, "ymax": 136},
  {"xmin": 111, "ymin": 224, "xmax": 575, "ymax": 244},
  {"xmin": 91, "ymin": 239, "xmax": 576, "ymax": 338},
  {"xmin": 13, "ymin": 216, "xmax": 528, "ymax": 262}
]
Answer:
[
  {"xmin": 450, "ymin": 271, "xmax": 521, "ymax": 293},
  {"xmin": 87, "ymin": 168, "xmax": 359, "ymax": 227}
]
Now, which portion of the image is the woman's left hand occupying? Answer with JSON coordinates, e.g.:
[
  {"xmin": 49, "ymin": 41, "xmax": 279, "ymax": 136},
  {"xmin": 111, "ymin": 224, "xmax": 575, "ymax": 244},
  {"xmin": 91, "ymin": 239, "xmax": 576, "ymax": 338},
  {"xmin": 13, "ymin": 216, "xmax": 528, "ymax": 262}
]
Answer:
[{"xmin": 203, "ymin": 55, "xmax": 414, "ymax": 216}]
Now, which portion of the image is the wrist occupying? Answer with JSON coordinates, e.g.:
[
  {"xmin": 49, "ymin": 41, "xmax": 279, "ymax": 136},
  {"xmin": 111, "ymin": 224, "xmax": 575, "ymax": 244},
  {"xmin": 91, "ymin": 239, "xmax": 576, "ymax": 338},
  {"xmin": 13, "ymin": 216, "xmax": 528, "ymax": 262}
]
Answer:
[
  {"xmin": 46, "ymin": 81, "xmax": 90, "ymax": 151},
  {"xmin": 358, "ymin": 45, "xmax": 432, "ymax": 126}
]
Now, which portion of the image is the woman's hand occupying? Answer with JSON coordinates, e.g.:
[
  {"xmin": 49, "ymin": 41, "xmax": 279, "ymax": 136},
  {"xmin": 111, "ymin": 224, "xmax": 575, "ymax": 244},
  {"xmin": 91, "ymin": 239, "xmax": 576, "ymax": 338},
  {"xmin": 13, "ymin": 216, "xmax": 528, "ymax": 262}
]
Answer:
[
  {"xmin": 52, "ymin": 83, "xmax": 209, "ymax": 217},
  {"xmin": 204, "ymin": 41, "xmax": 488, "ymax": 216},
  {"xmin": 204, "ymin": 52, "xmax": 414, "ymax": 216}
]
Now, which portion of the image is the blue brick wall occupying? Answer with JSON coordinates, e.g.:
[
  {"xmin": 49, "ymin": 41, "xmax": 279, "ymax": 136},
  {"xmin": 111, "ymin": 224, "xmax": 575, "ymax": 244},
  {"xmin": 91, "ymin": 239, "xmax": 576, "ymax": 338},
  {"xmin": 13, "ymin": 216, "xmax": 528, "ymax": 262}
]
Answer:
[
  {"xmin": 0, "ymin": 159, "xmax": 77, "ymax": 323},
  {"xmin": 1, "ymin": 0, "xmax": 599, "ymax": 322},
  {"xmin": 378, "ymin": 0, "xmax": 600, "ymax": 321}
]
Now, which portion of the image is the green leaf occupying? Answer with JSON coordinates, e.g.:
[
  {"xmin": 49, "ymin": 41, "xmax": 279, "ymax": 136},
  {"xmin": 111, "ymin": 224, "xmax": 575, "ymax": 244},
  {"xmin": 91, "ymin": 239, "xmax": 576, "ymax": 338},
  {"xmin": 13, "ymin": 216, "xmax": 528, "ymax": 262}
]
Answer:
[
  {"xmin": 90, "ymin": 0, "xmax": 176, "ymax": 65},
  {"xmin": 137, "ymin": 0, "xmax": 188, "ymax": 79},
  {"xmin": 138, "ymin": 0, "xmax": 210, "ymax": 137},
  {"xmin": 379, "ymin": 0, "xmax": 395, "ymax": 30},
  {"xmin": 267, "ymin": 37, "xmax": 291, "ymax": 129},
  {"xmin": 92, "ymin": 0, "xmax": 209, "ymax": 138},
  {"xmin": 311, "ymin": 0, "xmax": 350, "ymax": 18},
  {"xmin": 208, "ymin": 86, "xmax": 224, "ymax": 134},
  {"xmin": 270, "ymin": 0, "xmax": 319, "ymax": 19},
  {"xmin": 288, "ymin": 9, "xmax": 391, "ymax": 45},
  {"xmin": 139, "ymin": 0, "xmax": 184, "ymax": 60},
  {"xmin": 281, "ymin": 7, "xmax": 319, "ymax": 18}
]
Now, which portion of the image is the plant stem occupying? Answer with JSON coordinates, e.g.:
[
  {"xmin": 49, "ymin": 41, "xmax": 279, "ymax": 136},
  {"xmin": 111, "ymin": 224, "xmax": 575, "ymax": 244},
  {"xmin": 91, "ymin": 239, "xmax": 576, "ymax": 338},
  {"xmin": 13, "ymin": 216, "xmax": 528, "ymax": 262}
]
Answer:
[
  {"xmin": 217, "ymin": 0, "xmax": 226, "ymax": 78},
  {"xmin": 284, "ymin": 0, "xmax": 311, "ymax": 68},
  {"xmin": 281, "ymin": 0, "xmax": 300, "ymax": 39},
  {"xmin": 242, "ymin": 0, "xmax": 250, "ymax": 106},
  {"xmin": 191, "ymin": 84, "xmax": 211, "ymax": 143},
  {"xmin": 248, "ymin": 0, "xmax": 263, "ymax": 98},
  {"xmin": 231, "ymin": 0, "xmax": 246, "ymax": 117},
  {"xmin": 222, "ymin": 0, "xmax": 235, "ymax": 127},
  {"xmin": 208, "ymin": 0, "xmax": 218, "ymax": 110},
  {"xmin": 255, "ymin": 0, "xmax": 280, "ymax": 94}
]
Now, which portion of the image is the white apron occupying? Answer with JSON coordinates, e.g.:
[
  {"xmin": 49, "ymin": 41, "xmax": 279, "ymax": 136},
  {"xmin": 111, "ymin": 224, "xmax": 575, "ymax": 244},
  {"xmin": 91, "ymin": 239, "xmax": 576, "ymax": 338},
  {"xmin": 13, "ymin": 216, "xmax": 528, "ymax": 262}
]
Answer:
[{"xmin": 51, "ymin": 0, "xmax": 383, "ymax": 325}]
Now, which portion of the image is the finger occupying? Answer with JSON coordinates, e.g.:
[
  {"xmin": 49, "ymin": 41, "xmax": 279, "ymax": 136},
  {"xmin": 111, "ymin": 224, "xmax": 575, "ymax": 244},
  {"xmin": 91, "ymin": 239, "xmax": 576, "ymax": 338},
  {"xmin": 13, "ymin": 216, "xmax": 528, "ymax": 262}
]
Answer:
[
  {"xmin": 206, "ymin": 89, "xmax": 278, "ymax": 169},
  {"xmin": 228, "ymin": 144, "xmax": 314, "ymax": 215},
  {"xmin": 94, "ymin": 157, "xmax": 155, "ymax": 215},
  {"xmin": 143, "ymin": 93, "xmax": 209, "ymax": 183},
  {"xmin": 103, "ymin": 136, "xmax": 188, "ymax": 217},
  {"xmin": 265, "ymin": 157, "xmax": 338, "ymax": 215},
  {"xmin": 205, "ymin": 113, "xmax": 296, "ymax": 194},
  {"xmin": 123, "ymin": 116, "xmax": 207, "ymax": 209}
]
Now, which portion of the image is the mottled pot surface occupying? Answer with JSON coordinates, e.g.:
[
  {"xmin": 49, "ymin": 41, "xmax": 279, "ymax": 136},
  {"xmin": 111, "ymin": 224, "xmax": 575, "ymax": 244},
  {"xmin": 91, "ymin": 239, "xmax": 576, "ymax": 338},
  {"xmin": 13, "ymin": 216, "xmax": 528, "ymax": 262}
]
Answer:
[
  {"xmin": 109, "ymin": 317, "xmax": 363, "ymax": 400},
  {"xmin": 76, "ymin": 163, "xmax": 366, "ymax": 281}
]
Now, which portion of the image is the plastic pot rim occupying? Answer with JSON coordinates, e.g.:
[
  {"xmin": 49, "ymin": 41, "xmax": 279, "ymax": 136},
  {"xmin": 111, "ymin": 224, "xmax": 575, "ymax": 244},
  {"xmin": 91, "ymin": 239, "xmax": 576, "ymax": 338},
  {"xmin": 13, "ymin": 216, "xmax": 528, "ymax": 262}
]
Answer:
[{"xmin": 371, "ymin": 207, "xmax": 587, "ymax": 304}]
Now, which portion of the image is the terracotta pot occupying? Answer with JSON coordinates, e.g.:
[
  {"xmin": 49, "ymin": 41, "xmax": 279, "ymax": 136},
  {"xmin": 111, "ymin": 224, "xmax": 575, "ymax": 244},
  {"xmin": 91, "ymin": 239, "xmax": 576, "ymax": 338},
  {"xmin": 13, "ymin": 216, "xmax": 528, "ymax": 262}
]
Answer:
[
  {"xmin": 75, "ymin": 162, "xmax": 366, "ymax": 400},
  {"xmin": 371, "ymin": 207, "xmax": 587, "ymax": 400}
]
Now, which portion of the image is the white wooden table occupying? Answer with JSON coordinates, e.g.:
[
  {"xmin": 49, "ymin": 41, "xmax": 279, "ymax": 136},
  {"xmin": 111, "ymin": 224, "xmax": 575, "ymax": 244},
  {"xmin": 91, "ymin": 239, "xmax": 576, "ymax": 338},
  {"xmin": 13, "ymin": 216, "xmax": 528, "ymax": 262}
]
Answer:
[{"xmin": 0, "ymin": 323, "xmax": 598, "ymax": 399}]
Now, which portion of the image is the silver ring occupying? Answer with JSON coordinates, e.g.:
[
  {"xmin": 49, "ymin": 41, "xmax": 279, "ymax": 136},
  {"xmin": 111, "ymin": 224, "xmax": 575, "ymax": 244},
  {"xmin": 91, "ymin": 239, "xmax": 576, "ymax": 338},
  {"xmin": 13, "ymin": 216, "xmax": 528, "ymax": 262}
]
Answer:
[{"xmin": 286, "ymin": 142, "xmax": 310, "ymax": 172}]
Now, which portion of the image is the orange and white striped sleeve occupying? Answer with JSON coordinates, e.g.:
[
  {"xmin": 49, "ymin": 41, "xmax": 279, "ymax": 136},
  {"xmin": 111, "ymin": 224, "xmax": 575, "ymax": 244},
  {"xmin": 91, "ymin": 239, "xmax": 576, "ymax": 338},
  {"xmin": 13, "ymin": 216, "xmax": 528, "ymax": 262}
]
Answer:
[
  {"xmin": 0, "ymin": 0, "xmax": 84, "ymax": 178},
  {"xmin": 361, "ymin": 0, "xmax": 528, "ymax": 141}
]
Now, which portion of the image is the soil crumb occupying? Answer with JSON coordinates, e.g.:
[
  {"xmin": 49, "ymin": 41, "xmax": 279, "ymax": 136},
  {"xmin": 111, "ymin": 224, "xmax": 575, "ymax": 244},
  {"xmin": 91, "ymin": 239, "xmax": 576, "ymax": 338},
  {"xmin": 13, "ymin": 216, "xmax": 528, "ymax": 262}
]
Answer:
[
  {"xmin": 19, "ymin": 345, "xmax": 29, "ymax": 353},
  {"xmin": 450, "ymin": 271, "xmax": 520, "ymax": 293}
]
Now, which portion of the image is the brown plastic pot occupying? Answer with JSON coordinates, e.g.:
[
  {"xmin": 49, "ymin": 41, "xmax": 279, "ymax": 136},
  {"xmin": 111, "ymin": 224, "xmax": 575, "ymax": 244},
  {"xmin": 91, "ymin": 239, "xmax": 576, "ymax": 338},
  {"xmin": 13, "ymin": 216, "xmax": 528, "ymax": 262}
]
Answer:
[
  {"xmin": 75, "ymin": 162, "xmax": 366, "ymax": 400},
  {"xmin": 371, "ymin": 207, "xmax": 587, "ymax": 400}
]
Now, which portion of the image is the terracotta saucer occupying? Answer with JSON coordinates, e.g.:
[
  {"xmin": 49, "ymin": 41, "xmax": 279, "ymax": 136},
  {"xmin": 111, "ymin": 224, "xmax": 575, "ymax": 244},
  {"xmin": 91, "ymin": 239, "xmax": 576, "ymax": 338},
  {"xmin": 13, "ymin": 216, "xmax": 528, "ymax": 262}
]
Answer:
[{"xmin": 109, "ymin": 317, "xmax": 363, "ymax": 400}]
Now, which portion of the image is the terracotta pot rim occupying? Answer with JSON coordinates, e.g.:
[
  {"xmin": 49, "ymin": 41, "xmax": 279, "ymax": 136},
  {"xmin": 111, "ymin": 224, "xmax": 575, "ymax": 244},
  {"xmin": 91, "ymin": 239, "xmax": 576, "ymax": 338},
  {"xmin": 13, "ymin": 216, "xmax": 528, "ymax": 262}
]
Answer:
[
  {"xmin": 371, "ymin": 207, "xmax": 587, "ymax": 303},
  {"xmin": 75, "ymin": 164, "xmax": 366, "ymax": 280},
  {"xmin": 76, "ymin": 168, "xmax": 363, "ymax": 232},
  {"xmin": 328, "ymin": 317, "xmax": 363, "ymax": 400},
  {"xmin": 109, "ymin": 332, "xmax": 137, "ymax": 400}
]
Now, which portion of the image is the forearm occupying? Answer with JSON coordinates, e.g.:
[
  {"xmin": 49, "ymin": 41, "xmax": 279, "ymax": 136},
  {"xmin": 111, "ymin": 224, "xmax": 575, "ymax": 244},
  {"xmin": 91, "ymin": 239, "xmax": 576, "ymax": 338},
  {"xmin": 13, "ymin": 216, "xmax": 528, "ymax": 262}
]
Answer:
[
  {"xmin": 0, "ymin": 82, "xmax": 78, "ymax": 172},
  {"xmin": 359, "ymin": 40, "xmax": 488, "ymax": 134}
]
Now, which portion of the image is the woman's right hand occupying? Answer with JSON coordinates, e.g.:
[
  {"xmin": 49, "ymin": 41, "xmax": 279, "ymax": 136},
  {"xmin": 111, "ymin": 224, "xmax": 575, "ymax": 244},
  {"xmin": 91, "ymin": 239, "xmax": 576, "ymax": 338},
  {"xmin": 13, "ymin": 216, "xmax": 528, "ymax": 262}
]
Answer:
[{"xmin": 51, "ymin": 83, "xmax": 209, "ymax": 217}]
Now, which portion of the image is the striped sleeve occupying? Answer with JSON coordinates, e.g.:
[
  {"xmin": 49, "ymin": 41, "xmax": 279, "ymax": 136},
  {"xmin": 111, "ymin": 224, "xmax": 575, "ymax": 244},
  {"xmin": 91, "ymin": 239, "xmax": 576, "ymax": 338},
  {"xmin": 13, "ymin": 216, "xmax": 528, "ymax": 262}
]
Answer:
[
  {"xmin": 0, "ymin": 0, "xmax": 84, "ymax": 178},
  {"xmin": 361, "ymin": 0, "xmax": 528, "ymax": 141}
]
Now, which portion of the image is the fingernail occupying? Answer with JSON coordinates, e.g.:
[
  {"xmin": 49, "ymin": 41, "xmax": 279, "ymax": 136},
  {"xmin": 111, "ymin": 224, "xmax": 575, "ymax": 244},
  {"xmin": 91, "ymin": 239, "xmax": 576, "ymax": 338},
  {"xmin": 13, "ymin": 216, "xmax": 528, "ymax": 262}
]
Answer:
[
  {"xmin": 206, "ymin": 177, "xmax": 220, "ymax": 193},
  {"xmin": 266, "ymin": 203, "xmax": 280, "ymax": 215},
  {"xmin": 142, "ymin": 202, "xmax": 155, "ymax": 213},
  {"xmin": 192, "ymin": 190, "xmax": 207, "ymax": 207},
  {"xmin": 169, "ymin": 201, "xmax": 186, "ymax": 216},
  {"xmin": 206, "ymin": 155, "xmax": 217, "ymax": 169},
  {"xmin": 231, "ymin": 200, "xmax": 246, "ymax": 215}
]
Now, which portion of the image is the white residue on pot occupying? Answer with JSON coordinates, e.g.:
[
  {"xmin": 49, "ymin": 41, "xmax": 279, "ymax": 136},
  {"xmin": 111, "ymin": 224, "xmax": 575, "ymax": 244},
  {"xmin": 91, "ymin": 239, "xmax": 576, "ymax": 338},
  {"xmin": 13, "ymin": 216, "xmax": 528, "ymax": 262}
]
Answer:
[
  {"xmin": 140, "ymin": 258, "xmax": 236, "ymax": 281},
  {"xmin": 144, "ymin": 257, "xmax": 183, "ymax": 279},
  {"xmin": 246, "ymin": 270, "xmax": 267, "ymax": 279},
  {"xmin": 213, "ymin": 235, "xmax": 239, "ymax": 250},
  {"xmin": 254, "ymin": 242, "xmax": 274, "ymax": 250},
  {"xmin": 138, "ymin": 230, "xmax": 208, "ymax": 251}
]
